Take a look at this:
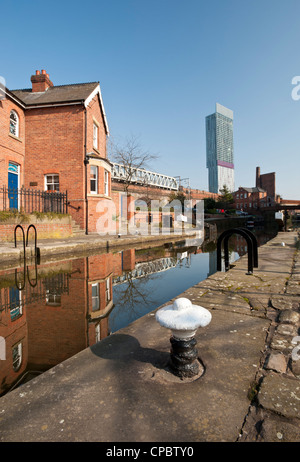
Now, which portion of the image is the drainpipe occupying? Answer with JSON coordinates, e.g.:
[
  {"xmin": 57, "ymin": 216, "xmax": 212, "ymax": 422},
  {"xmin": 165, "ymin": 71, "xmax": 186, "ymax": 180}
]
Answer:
[{"xmin": 84, "ymin": 107, "xmax": 89, "ymax": 235}]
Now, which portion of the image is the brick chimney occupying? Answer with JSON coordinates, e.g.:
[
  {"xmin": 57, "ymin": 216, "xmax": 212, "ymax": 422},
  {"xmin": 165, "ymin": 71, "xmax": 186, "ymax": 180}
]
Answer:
[
  {"xmin": 256, "ymin": 166, "xmax": 261, "ymax": 188},
  {"xmin": 31, "ymin": 69, "xmax": 53, "ymax": 92}
]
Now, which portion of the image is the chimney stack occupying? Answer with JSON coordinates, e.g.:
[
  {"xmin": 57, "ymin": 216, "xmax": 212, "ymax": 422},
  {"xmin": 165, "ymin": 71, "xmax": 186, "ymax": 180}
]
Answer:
[
  {"xmin": 31, "ymin": 69, "xmax": 53, "ymax": 92},
  {"xmin": 256, "ymin": 166, "xmax": 261, "ymax": 188}
]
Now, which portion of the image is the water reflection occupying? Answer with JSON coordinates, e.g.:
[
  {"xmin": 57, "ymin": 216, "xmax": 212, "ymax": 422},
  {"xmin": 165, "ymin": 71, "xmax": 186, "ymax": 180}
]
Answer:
[{"xmin": 0, "ymin": 227, "xmax": 277, "ymax": 396}]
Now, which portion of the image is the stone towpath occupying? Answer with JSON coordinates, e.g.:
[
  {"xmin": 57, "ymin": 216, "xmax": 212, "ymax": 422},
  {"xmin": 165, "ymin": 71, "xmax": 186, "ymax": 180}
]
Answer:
[{"xmin": 0, "ymin": 231, "xmax": 299, "ymax": 442}]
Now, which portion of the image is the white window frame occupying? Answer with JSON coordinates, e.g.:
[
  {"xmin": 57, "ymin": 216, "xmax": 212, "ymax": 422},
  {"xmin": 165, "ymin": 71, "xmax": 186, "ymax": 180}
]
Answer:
[
  {"xmin": 10, "ymin": 110, "xmax": 19, "ymax": 137},
  {"xmin": 93, "ymin": 122, "xmax": 98, "ymax": 150},
  {"xmin": 12, "ymin": 342, "xmax": 22, "ymax": 371},
  {"xmin": 90, "ymin": 165, "xmax": 98, "ymax": 194},
  {"xmin": 95, "ymin": 323, "xmax": 101, "ymax": 343},
  {"xmin": 92, "ymin": 283, "xmax": 100, "ymax": 311},
  {"xmin": 45, "ymin": 174, "xmax": 59, "ymax": 191},
  {"xmin": 104, "ymin": 170, "xmax": 109, "ymax": 196},
  {"xmin": 105, "ymin": 278, "xmax": 110, "ymax": 303}
]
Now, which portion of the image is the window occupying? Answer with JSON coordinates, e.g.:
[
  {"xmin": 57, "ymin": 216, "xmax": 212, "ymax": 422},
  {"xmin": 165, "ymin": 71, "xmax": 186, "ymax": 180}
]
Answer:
[
  {"xmin": 95, "ymin": 323, "xmax": 101, "ymax": 343},
  {"xmin": 46, "ymin": 292, "xmax": 61, "ymax": 306},
  {"xmin": 9, "ymin": 287, "xmax": 22, "ymax": 320},
  {"xmin": 104, "ymin": 170, "xmax": 109, "ymax": 196},
  {"xmin": 45, "ymin": 174, "xmax": 59, "ymax": 191},
  {"xmin": 10, "ymin": 110, "xmax": 19, "ymax": 137},
  {"xmin": 92, "ymin": 283, "xmax": 99, "ymax": 311},
  {"xmin": 12, "ymin": 342, "xmax": 22, "ymax": 371},
  {"xmin": 93, "ymin": 123, "xmax": 98, "ymax": 150},
  {"xmin": 90, "ymin": 166, "xmax": 98, "ymax": 193},
  {"xmin": 105, "ymin": 278, "xmax": 111, "ymax": 303}
]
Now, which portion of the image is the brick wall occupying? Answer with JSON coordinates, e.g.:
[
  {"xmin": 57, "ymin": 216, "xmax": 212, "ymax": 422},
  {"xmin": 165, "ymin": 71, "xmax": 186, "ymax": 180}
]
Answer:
[
  {"xmin": 0, "ymin": 94, "xmax": 25, "ymax": 187},
  {"xmin": 24, "ymin": 104, "xmax": 85, "ymax": 197},
  {"xmin": 0, "ymin": 215, "xmax": 72, "ymax": 242},
  {"xmin": 259, "ymin": 172, "xmax": 276, "ymax": 200},
  {"xmin": 23, "ymin": 95, "xmax": 112, "ymax": 233}
]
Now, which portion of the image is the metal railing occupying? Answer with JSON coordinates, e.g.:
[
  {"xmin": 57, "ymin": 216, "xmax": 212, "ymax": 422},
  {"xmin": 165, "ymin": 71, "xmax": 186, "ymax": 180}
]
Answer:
[
  {"xmin": 217, "ymin": 227, "xmax": 258, "ymax": 274},
  {"xmin": 111, "ymin": 162, "xmax": 178, "ymax": 190},
  {"xmin": 1, "ymin": 186, "xmax": 68, "ymax": 214}
]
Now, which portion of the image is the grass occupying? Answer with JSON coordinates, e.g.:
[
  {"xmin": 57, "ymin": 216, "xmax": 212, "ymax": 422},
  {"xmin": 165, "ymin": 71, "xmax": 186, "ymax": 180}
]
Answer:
[
  {"xmin": 0, "ymin": 210, "xmax": 29, "ymax": 222},
  {"xmin": 0, "ymin": 210, "xmax": 68, "ymax": 222}
]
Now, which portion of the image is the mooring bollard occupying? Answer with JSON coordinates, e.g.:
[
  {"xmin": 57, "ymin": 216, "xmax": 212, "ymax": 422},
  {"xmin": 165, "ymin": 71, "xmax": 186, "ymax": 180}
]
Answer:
[{"xmin": 155, "ymin": 297, "xmax": 212, "ymax": 378}]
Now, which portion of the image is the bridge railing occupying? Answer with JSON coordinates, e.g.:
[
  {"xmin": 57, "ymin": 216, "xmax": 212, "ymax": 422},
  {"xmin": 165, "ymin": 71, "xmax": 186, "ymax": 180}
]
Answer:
[{"xmin": 111, "ymin": 162, "xmax": 178, "ymax": 190}]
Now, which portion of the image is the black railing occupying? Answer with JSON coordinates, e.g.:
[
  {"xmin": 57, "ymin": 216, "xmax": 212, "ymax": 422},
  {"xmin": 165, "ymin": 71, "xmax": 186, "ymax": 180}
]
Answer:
[
  {"xmin": 1, "ymin": 186, "xmax": 68, "ymax": 214},
  {"xmin": 217, "ymin": 227, "xmax": 258, "ymax": 274}
]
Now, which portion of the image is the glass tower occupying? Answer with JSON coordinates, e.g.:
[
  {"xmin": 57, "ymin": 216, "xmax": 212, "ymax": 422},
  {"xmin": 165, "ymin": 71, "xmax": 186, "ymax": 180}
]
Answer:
[{"xmin": 206, "ymin": 103, "xmax": 234, "ymax": 194}]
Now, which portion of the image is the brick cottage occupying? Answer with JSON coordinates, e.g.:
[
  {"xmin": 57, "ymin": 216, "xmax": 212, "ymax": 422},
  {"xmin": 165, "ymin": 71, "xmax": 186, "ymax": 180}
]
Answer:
[{"xmin": 0, "ymin": 70, "xmax": 111, "ymax": 233}]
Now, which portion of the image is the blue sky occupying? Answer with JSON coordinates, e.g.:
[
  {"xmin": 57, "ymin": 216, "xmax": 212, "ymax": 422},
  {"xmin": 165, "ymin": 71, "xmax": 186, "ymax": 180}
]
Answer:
[{"xmin": 2, "ymin": 0, "xmax": 300, "ymax": 199}]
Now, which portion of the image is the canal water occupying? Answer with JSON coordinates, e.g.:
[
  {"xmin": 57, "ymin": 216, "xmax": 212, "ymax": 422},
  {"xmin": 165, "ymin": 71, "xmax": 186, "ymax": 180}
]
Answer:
[{"xmin": 0, "ymin": 226, "xmax": 277, "ymax": 396}]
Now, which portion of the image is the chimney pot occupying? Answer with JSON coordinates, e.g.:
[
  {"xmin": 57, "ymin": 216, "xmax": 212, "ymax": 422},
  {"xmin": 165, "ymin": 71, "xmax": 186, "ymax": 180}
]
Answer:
[{"xmin": 31, "ymin": 69, "xmax": 53, "ymax": 92}]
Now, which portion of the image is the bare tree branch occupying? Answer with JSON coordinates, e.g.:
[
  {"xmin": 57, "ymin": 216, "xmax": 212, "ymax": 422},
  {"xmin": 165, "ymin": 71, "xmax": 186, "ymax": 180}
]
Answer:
[{"xmin": 108, "ymin": 134, "xmax": 159, "ymax": 194}]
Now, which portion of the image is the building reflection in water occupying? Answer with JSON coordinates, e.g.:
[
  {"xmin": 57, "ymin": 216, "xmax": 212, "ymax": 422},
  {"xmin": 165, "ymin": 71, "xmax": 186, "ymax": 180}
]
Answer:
[
  {"xmin": 0, "ymin": 253, "xmax": 115, "ymax": 396},
  {"xmin": 0, "ymin": 227, "xmax": 277, "ymax": 396}
]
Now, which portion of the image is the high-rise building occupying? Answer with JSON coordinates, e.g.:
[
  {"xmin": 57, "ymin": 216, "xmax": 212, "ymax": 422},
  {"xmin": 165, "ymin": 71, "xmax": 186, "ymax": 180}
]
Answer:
[{"xmin": 206, "ymin": 103, "xmax": 234, "ymax": 194}]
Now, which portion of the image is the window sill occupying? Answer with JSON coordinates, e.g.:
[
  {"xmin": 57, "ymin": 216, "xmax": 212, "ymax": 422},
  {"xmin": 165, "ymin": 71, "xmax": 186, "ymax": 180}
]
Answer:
[
  {"xmin": 9, "ymin": 133, "xmax": 22, "ymax": 143},
  {"xmin": 92, "ymin": 147, "xmax": 101, "ymax": 155},
  {"xmin": 87, "ymin": 193, "xmax": 111, "ymax": 199}
]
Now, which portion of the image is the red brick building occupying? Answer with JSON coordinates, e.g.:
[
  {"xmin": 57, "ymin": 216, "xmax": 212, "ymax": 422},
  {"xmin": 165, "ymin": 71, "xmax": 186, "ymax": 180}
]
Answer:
[
  {"xmin": 233, "ymin": 166, "xmax": 280, "ymax": 212},
  {"xmin": 0, "ymin": 85, "xmax": 25, "ymax": 193},
  {"xmin": 0, "ymin": 70, "xmax": 111, "ymax": 233},
  {"xmin": 233, "ymin": 186, "xmax": 267, "ymax": 212}
]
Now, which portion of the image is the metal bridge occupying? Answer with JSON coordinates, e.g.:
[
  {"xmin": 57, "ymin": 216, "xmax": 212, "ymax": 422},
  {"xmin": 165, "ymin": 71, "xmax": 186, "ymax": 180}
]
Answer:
[
  {"xmin": 112, "ymin": 257, "xmax": 178, "ymax": 285},
  {"xmin": 111, "ymin": 162, "xmax": 178, "ymax": 190}
]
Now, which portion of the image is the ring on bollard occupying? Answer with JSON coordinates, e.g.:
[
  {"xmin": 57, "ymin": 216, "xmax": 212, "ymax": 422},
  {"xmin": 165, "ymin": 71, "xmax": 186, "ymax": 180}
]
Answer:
[{"xmin": 155, "ymin": 297, "xmax": 212, "ymax": 378}]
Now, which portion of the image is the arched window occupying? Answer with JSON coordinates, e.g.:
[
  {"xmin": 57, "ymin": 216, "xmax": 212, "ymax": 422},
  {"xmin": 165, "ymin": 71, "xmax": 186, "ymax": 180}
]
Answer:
[
  {"xmin": 10, "ymin": 110, "xmax": 19, "ymax": 137},
  {"xmin": 12, "ymin": 342, "xmax": 22, "ymax": 371}
]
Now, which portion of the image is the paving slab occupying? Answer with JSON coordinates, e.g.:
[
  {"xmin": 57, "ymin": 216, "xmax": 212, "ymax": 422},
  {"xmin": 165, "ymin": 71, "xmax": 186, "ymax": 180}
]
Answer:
[
  {"xmin": 0, "ymin": 231, "xmax": 299, "ymax": 443},
  {"xmin": 258, "ymin": 372, "xmax": 300, "ymax": 420},
  {"xmin": 0, "ymin": 305, "xmax": 269, "ymax": 442}
]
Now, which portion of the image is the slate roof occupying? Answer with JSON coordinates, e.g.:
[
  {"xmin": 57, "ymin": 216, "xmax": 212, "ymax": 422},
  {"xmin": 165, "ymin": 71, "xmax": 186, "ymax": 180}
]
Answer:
[
  {"xmin": 238, "ymin": 187, "xmax": 266, "ymax": 193},
  {"xmin": 11, "ymin": 82, "xmax": 99, "ymax": 106}
]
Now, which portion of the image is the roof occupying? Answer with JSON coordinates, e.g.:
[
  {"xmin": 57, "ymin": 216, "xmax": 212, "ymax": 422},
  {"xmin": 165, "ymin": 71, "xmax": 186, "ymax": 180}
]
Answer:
[
  {"xmin": 0, "ymin": 82, "xmax": 26, "ymax": 107},
  {"xmin": 237, "ymin": 187, "xmax": 266, "ymax": 193},
  {"xmin": 11, "ymin": 82, "xmax": 99, "ymax": 106},
  {"xmin": 11, "ymin": 82, "xmax": 109, "ymax": 135}
]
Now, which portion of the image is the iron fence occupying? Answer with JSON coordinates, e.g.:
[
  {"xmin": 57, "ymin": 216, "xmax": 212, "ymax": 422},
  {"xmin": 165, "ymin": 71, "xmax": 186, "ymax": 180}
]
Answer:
[{"xmin": 0, "ymin": 186, "xmax": 68, "ymax": 214}]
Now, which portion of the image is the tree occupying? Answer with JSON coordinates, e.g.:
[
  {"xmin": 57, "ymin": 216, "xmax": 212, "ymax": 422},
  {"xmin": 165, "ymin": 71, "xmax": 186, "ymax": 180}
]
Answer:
[
  {"xmin": 204, "ymin": 197, "xmax": 217, "ymax": 212},
  {"xmin": 168, "ymin": 190, "xmax": 186, "ymax": 206},
  {"xmin": 167, "ymin": 191, "xmax": 187, "ymax": 215},
  {"xmin": 218, "ymin": 184, "xmax": 234, "ymax": 210},
  {"xmin": 108, "ymin": 134, "xmax": 158, "ymax": 196}
]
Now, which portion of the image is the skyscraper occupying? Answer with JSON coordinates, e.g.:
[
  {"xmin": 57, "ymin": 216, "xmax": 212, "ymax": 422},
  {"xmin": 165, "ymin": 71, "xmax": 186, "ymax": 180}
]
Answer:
[{"xmin": 206, "ymin": 103, "xmax": 234, "ymax": 194}]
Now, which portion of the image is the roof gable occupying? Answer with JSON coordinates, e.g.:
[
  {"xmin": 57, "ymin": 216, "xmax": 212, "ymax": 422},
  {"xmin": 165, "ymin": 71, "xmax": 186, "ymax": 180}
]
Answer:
[
  {"xmin": 238, "ymin": 186, "xmax": 266, "ymax": 193},
  {"xmin": 10, "ymin": 81, "xmax": 109, "ymax": 135}
]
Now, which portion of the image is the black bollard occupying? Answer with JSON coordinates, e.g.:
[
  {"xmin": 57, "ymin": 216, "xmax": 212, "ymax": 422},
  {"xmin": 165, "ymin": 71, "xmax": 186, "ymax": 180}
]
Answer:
[{"xmin": 169, "ymin": 336, "xmax": 199, "ymax": 378}]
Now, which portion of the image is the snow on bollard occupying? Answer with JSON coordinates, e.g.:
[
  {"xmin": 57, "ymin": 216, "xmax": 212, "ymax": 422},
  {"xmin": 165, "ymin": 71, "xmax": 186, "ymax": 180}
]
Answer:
[{"xmin": 156, "ymin": 297, "xmax": 212, "ymax": 378}]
